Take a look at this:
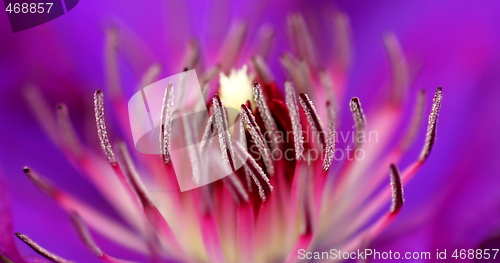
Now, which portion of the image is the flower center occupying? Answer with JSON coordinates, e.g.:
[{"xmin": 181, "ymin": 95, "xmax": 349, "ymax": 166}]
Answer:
[{"xmin": 218, "ymin": 65, "xmax": 253, "ymax": 128}]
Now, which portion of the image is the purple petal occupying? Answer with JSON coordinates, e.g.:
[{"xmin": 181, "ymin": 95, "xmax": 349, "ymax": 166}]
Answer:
[{"xmin": 0, "ymin": 173, "xmax": 27, "ymax": 263}]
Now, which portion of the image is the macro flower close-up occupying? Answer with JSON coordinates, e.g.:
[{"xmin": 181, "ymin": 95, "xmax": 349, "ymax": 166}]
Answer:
[{"xmin": 1, "ymin": 0, "xmax": 500, "ymax": 262}]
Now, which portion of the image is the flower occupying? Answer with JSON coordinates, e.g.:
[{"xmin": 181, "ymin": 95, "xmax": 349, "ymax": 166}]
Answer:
[
  {"xmin": 2, "ymin": 5, "xmax": 445, "ymax": 263},
  {"xmin": 0, "ymin": 0, "xmax": 500, "ymax": 263}
]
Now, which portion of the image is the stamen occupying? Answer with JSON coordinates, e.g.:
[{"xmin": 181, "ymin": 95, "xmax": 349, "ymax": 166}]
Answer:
[
  {"xmin": 298, "ymin": 60, "xmax": 314, "ymax": 95},
  {"xmin": 244, "ymin": 165, "xmax": 254, "ymax": 192},
  {"xmin": 199, "ymin": 115, "xmax": 214, "ymax": 152},
  {"xmin": 323, "ymin": 101, "xmax": 336, "ymax": 171},
  {"xmin": 70, "ymin": 213, "xmax": 140, "ymax": 263},
  {"xmin": 105, "ymin": 27, "xmax": 121, "ymax": 98},
  {"xmin": 255, "ymin": 25, "xmax": 274, "ymax": 59},
  {"xmin": 237, "ymin": 114, "xmax": 247, "ymax": 149},
  {"xmin": 56, "ymin": 104, "xmax": 82, "ymax": 158},
  {"xmin": 252, "ymin": 178, "xmax": 267, "ymax": 201},
  {"xmin": 201, "ymin": 64, "xmax": 221, "ymax": 85},
  {"xmin": 234, "ymin": 142, "xmax": 273, "ymax": 201},
  {"xmin": 281, "ymin": 53, "xmax": 303, "ymax": 93},
  {"xmin": 287, "ymin": 14, "xmax": 317, "ymax": 69},
  {"xmin": 69, "ymin": 213, "xmax": 103, "ymax": 257},
  {"xmin": 383, "ymin": 33, "xmax": 409, "ymax": 104},
  {"xmin": 252, "ymin": 56, "xmax": 274, "ymax": 83},
  {"xmin": 177, "ymin": 70, "xmax": 188, "ymax": 112},
  {"xmin": 285, "ymin": 82, "xmax": 304, "ymax": 160},
  {"xmin": 280, "ymin": 52, "xmax": 298, "ymax": 75},
  {"xmin": 247, "ymin": 168, "xmax": 266, "ymax": 201},
  {"xmin": 211, "ymin": 104, "xmax": 249, "ymax": 201},
  {"xmin": 319, "ymin": 71, "xmax": 339, "ymax": 114},
  {"xmin": 93, "ymin": 90, "xmax": 116, "ymax": 165},
  {"xmin": 333, "ymin": 12, "xmax": 352, "ymax": 70},
  {"xmin": 218, "ymin": 21, "xmax": 247, "ymax": 72},
  {"xmin": 23, "ymin": 84, "xmax": 60, "ymax": 147},
  {"xmin": 182, "ymin": 39, "xmax": 200, "ymax": 70},
  {"xmin": 349, "ymin": 97, "xmax": 366, "ymax": 150},
  {"xmin": 237, "ymin": 116, "xmax": 253, "ymax": 192},
  {"xmin": 116, "ymin": 142, "xmax": 152, "ymax": 207},
  {"xmin": 299, "ymin": 93, "xmax": 325, "ymax": 146},
  {"xmin": 23, "ymin": 167, "xmax": 57, "ymax": 197},
  {"xmin": 201, "ymin": 83, "xmax": 210, "ymax": 104},
  {"xmin": 389, "ymin": 164, "xmax": 404, "ymax": 213},
  {"xmin": 16, "ymin": 233, "xmax": 75, "ymax": 263},
  {"xmin": 282, "ymin": 53, "xmax": 314, "ymax": 100},
  {"xmin": 240, "ymin": 104, "xmax": 275, "ymax": 175},
  {"xmin": 137, "ymin": 63, "xmax": 161, "ymax": 91},
  {"xmin": 224, "ymin": 175, "xmax": 250, "ymax": 204},
  {"xmin": 401, "ymin": 90, "xmax": 426, "ymax": 150},
  {"xmin": 253, "ymin": 83, "xmax": 279, "ymax": 151},
  {"xmin": 182, "ymin": 108, "xmax": 203, "ymax": 184},
  {"xmin": 419, "ymin": 87, "xmax": 443, "ymax": 161},
  {"xmin": 213, "ymin": 94, "xmax": 235, "ymax": 169},
  {"xmin": 160, "ymin": 83, "xmax": 175, "ymax": 163}
]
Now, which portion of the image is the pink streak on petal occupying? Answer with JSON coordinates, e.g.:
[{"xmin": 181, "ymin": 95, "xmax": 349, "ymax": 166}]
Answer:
[
  {"xmin": 335, "ymin": 163, "xmax": 414, "ymax": 243},
  {"xmin": 237, "ymin": 203, "xmax": 255, "ymax": 263},
  {"xmin": 215, "ymin": 185, "xmax": 237, "ymax": 262},
  {"xmin": 116, "ymin": 142, "xmax": 186, "ymax": 259},
  {"xmin": 69, "ymin": 213, "xmax": 139, "ymax": 263},
  {"xmin": 77, "ymin": 153, "xmax": 144, "ymax": 231},
  {"xmin": 283, "ymin": 233, "xmax": 313, "ymax": 263},
  {"xmin": 23, "ymin": 168, "xmax": 147, "ymax": 254},
  {"xmin": 200, "ymin": 212, "xmax": 226, "ymax": 263}
]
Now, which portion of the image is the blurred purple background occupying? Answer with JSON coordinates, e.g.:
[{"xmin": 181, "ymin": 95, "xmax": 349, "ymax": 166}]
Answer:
[{"xmin": 1, "ymin": 0, "xmax": 500, "ymax": 262}]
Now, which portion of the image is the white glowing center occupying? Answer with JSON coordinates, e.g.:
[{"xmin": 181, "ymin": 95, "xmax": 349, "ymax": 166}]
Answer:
[{"xmin": 218, "ymin": 65, "xmax": 253, "ymax": 112}]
